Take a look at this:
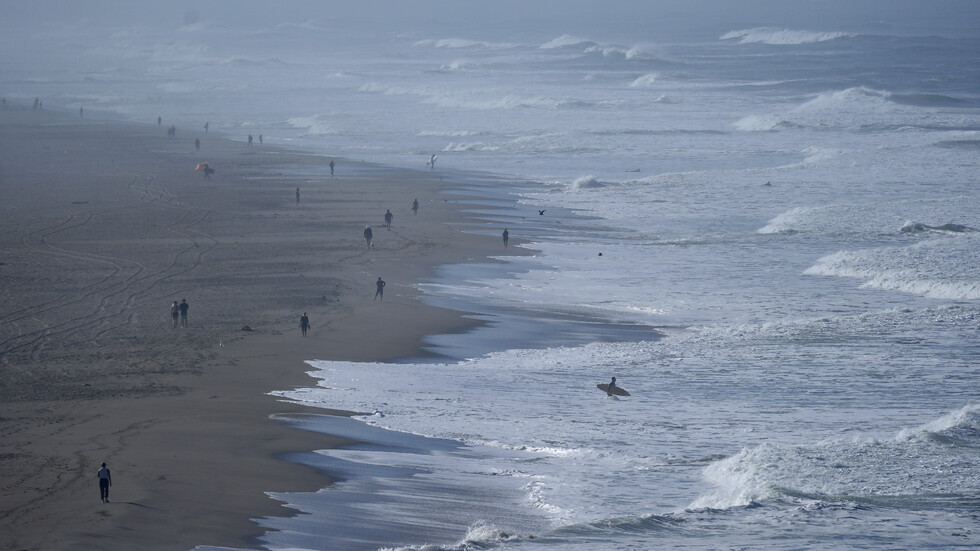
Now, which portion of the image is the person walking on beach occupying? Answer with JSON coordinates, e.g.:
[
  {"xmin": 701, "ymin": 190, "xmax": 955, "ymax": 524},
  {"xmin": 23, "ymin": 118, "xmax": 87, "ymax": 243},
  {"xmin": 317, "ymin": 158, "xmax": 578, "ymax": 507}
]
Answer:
[
  {"xmin": 300, "ymin": 312, "xmax": 311, "ymax": 336},
  {"xmin": 375, "ymin": 276, "xmax": 386, "ymax": 301},
  {"xmin": 502, "ymin": 228, "xmax": 509, "ymax": 247},
  {"xmin": 195, "ymin": 137, "xmax": 200, "ymax": 151},
  {"xmin": 79, "ymin": 106, "xmax": 83, "ymax": 118},
  {"xmin": 428, "ymin": 154, "xmax": 437, "ymax": 169},
  {"xmin": 248, "ymin": 134, "xmax": 253, "ymax": 148},
  {"xmin": 259, "ymin": 134, "xmax": 263, "ymax": 144},
  {"xmin": 158, "ymin": 116, "xmax": 162, "ymax": 126},
  {"xmin": 97, "ymin": 462, "xmax": 112, "ymax": 503},
  {"xmin": 384, "ymin": 209, "xmax": 393, "ymax": 229},
  {"xmin": 179, "ymin": 298, "xmax": 189, "ymax": 327},
  {"xmin": 363, "ymin": 225, "xmax": 373, "ymax": 247},
  {"xmin": 412, "ymin": 198, "xmax": 419, "ymax": 215},
  {"xmin": 296, "ymin": 187, "xmax": 300, "ymax": 205},
  {"xmin": 171, "ymin": 300, "xmax": 180, "ymax": 328},
  {"xmin": 204, "ymin": 121, "xmax": 209, "ymax": 133},
  {"xmin": 329, "ymin": 160, "xmax": 335, "ymax": 176}
]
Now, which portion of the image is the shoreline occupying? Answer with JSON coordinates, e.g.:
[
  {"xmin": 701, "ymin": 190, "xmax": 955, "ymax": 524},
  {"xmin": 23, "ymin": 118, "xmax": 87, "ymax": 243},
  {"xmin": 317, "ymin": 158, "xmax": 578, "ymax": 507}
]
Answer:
[{"xmin": 0, "ymin": 106, "xmax": 525, "ymax": 551}]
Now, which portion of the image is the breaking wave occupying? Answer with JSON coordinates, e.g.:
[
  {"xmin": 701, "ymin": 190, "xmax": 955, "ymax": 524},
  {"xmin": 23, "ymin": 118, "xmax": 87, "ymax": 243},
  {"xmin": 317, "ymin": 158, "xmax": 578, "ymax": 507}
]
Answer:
[
  {"xmin": 804, "ymin": 237, "xmax": 980, "ymax": 300},
  {"xmin": 630, "ymin": 73, "xmax": 660, "ymax": 87},
  {"xmin": 570, "ymin": 175, "xmax": 605, "ymax": 189},
  {"xmin": 721, "ymin": 27, "xmax": 856, "ymax": 45},
  {"xmin": 540, "ymin": 34, "xmax": 594, "ymax": 49},
  {"xmin": 734, "ymin": 87, "xmax": 900, "ymax": 131},
  {"xmin": 692, "ymin": 404, "xmax": 980, "ymax": 510},
  {"xmin": 415, "ymin": 37, "xmax": 517, "ymax": 50}
]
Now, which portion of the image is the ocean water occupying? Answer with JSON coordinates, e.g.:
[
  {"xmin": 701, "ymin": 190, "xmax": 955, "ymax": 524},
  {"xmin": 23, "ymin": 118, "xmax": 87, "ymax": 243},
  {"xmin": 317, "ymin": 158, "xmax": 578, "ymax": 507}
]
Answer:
[{"xmin": 4, "ymin": 2, "xmax": 980, "ymax": 550}]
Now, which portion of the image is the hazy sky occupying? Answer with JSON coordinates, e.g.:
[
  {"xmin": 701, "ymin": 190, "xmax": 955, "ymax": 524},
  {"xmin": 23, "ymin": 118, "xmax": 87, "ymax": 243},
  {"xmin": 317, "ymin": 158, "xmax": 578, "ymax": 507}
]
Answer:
[{"xmin": 2, "ymin": 1, "xmax": 978, "ymax": 41}]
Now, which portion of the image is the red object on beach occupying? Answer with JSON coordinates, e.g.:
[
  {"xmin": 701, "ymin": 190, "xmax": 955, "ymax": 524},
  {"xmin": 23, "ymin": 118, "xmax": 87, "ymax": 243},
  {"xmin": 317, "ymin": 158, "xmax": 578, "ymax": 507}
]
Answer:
[{"xmin": 195, "ymin": 162, "xmax": 209, "ymax": 171}]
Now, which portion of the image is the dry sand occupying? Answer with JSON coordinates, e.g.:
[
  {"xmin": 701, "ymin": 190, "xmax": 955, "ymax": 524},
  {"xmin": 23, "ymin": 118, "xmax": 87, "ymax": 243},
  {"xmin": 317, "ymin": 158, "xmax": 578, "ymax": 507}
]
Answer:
[{"xmin": 0, "ymin": 105, "xmax": 520, "ymax": 550}]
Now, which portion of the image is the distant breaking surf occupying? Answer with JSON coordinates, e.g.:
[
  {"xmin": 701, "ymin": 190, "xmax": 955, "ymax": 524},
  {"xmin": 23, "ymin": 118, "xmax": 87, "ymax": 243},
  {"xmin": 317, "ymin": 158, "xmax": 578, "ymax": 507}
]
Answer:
[{"xmin": 721, "ymin": 28, "xmax": 856, "ymax": 45}]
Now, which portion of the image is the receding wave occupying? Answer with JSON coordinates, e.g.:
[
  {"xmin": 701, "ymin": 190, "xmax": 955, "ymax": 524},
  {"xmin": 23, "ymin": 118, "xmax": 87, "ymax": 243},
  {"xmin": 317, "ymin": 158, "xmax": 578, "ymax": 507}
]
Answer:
[{"xmin": 721, "ymin": 27, "xmax": 856, "ymax": 45}]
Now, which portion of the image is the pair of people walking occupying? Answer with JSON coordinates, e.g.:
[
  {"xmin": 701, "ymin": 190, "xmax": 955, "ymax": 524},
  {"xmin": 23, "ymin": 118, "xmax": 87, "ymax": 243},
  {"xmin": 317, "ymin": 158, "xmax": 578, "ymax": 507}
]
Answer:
[{"xmin": 170, "ymin": 299, "xmax": 189, "ymax": 327}]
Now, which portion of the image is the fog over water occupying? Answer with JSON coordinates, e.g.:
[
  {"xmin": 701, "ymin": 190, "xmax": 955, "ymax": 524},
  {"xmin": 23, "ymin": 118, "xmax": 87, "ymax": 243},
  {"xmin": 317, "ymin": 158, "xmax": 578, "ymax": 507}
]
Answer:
[{"xmin": 4, "ymin": 2, "xmax": 979, "ymax": 550}]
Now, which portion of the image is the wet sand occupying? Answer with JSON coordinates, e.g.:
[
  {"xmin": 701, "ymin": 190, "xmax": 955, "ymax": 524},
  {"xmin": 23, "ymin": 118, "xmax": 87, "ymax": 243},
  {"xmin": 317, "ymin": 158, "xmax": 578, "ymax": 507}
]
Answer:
[{"xmin": 0, "ymin": 106, "xmax": 517, "ymax": 550}]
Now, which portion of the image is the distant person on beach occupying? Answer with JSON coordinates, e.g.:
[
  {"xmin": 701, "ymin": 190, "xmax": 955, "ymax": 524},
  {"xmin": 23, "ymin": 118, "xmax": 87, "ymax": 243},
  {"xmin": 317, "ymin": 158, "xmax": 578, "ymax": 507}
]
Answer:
[
  {"xmin": 300, "ymin": 312, "xmax": 310, "ymax": 336},
  {"xmin": 384, "ymin": 209, "xmax": 393, "ymax": 229},
  {"xmin": 97, "ymin": 462, "xmax": 112, "ymax": 503},
  {"xmin": 329, "ymin": 160, "xmax": 335, "ymax": 176},
  {"xmin": 502, "ymin": 228, "xmax": 509, "ymax": 247},
  {"xmin": 606, "ymin": 377, "xmax": 618, "ymax": 396},
  {"xmin": 412, "ymin": 198, "xmax": 419, "ymax": 215},
  {"xmin": 158, "ymin": 116, "xmax": 162, "ymax": 126},
  {"xmin": 428, "ymin": 154, "xmax": 437, "ymax": 169},
  {"xmin": 296, "ymin": 187, "xmax": 300, "ymax": 204},
  {"xmin": 258, "ymin": 134, "xmax": 263, "ymax": 144},
  {"xmin": 375, "ymin": 277, "xmax": 386, "ymax": 301},
  {"xmin": 248, "ymin": 134, "xmax": 253, "ymax": 148},
  {"xmin": 171, "ymin": 300, "xmax": 180, "ymax": 327},
  {"xmin": 195, "ymin": 137, "xmax": 200, "ymax": 151},
  {"xmin": 34, "ymin": 97, "xmax": 40, "ymax": 111},
  {"xmin": 179, "ymin": 298, "xmax": 189, "ymax": 327},
  {"xmin": 204, "ymin": 122, "xmax": 209, "ymax": 133},
  {"xmin": 363, "ymin": 225, "xmax": 373, "ymax": 247},
  {"xmin": 79, "ymin": 106, "xmax": 83, "ymax": 118}
]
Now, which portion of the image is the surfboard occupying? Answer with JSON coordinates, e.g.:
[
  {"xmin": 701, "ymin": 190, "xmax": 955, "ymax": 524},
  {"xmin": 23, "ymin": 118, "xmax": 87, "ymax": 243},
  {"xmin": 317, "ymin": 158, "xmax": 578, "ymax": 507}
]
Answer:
[{"xmin": 597, "ymin": 383, "xmax": 630, "ymax": 396}]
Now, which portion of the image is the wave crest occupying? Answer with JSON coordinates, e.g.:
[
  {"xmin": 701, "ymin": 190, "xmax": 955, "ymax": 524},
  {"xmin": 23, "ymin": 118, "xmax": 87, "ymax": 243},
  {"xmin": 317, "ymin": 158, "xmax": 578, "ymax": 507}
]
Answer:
[
  {"xmin": 570, "ymin": 175, "xmax": 605, "ymax": 189},
  {"xmin": 804, "ymin": 238, "xmax": 980, "ymax": 300},
  {"xmin": 415, "ymin": 37, "xmax": 517, "ymax": 50},
  {"xmin": 900, "ymin": 221, "xmax": 976, "ymax": 234},
  {"xmin": 540, "ymin": 34, "xmax": 594, "ymax": 49},
  {"xmin": 721, "ymin": 27, "xmax": 856, "ymax": 45},
  {"xmin": 692, "ymin": 404, "xmax": 980, "ymax": 510}
]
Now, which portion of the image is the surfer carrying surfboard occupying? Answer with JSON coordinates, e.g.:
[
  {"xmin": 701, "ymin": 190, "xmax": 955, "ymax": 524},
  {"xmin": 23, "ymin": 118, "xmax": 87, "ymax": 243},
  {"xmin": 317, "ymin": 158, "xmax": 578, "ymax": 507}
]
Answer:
[{"xmin": 606, "ymin": 377, "xmax": 618, "ymax": 396}]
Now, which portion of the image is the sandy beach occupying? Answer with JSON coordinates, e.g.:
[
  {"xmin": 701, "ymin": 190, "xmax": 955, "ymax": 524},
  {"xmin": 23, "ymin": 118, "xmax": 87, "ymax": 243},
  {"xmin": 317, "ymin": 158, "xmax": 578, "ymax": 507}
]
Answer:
[{"xmin": 0, "ymin": 105, "xmax": 517, "ymax": 550}]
